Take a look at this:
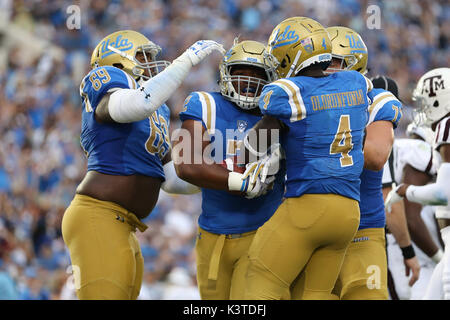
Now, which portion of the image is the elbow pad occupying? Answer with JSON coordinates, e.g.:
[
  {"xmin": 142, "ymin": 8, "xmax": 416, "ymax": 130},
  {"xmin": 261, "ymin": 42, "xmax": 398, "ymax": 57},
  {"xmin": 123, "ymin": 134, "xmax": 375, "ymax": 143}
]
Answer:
[
  {"xmin": 161, "ymin": 161, "xmax": 200, "ymax": 194},
  {"xmin": 406, "ymin": 163, "xmax": 450, "ymax": 206}
]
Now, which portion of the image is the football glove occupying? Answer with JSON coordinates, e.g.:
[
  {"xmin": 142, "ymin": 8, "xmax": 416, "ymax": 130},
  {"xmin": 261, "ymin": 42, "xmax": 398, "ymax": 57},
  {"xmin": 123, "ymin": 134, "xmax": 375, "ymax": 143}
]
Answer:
[
  {"xmin": 184, "ymin": 40, "xmax": 226, "ymax": 66},
  {"xmin": 384, "ymin": 182, "xmax": 404, "ymax": 213}
]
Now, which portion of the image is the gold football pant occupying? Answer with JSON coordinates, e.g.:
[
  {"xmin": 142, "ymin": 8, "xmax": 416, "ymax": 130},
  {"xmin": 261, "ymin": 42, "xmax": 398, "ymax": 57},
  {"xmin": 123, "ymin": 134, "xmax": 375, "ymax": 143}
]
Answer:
[
  {"xmin": 331, "ymin": 227, "xmax": 388, "ymax": 300},
  {"xmin": 245, "ymin": 194, "xmax": 360, "ymax": 300},
  {"xmin": 195, "ymin": 226, "xmax": 256, "ymax": 300},
  {"xmin": 61, "ymin": 194, "xmax": 148, "ymax": 300}
]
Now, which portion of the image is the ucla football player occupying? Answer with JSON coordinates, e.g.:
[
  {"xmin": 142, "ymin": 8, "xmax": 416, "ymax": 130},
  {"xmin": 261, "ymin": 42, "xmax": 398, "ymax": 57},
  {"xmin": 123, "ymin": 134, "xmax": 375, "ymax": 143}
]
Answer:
[
  {"xmin": 173, "ymin": 39, "xmax": 285, "ymax": 299},
  {"xmin": 385, "ymin": 67, "xmax": 450, "ymax": 299},
  {"xmin": 61, "ymin": 30, "xmax": 225, "ymax": 300},
  {"xmin": 306, "ymin": 26, "xmax": 416, "ymax": 300},
  {"xmin": 241, "ymin": 17, "xmax": 372, "ymax": 300}
]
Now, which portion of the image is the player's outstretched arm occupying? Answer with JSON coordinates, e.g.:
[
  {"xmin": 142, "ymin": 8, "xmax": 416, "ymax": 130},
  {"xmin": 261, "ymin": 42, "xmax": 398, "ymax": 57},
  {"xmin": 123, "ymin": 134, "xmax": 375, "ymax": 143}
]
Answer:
[
  {"xmin": 96, "ymin": 40, "xmax": 225, "ymax": 123},
  {"xmin": 173, "ymin": 119, "xmax": 232, "ymax": 190},
  {"xmin": 173, "ymin": 119, "xmax": 275, "ymax": 198}
]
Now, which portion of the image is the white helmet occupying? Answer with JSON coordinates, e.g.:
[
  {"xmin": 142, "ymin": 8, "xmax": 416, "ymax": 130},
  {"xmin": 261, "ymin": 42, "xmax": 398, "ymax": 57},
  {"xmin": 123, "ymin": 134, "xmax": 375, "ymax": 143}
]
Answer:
[{"xmin": 412, "ymin": 67, "xmax": 450, "ymax": 126}]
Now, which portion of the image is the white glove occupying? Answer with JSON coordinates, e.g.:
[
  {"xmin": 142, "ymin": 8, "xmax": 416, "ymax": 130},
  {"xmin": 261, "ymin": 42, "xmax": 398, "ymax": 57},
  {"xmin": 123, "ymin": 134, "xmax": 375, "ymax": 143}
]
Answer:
[
  {"xmin": 182, "ymin": 40, "xmax": 225, "ymax": 66},
  {"xmin": 227, "ymin": 161, "xmax": 276, "ymax": 199},
  {"xmin": 384, "ymin": 183, "xmax": 404, "ymax": 213},
  {"xmin": 245, "ymin": 175, "xmax": 276, "ymax": 199},
  {"xmin": 242, "ymin": 143, "xmax": 284, "ymax": 186},
  {"xmin": 259, "ymin": 143, "xmax": 285, "ymax": 184}
]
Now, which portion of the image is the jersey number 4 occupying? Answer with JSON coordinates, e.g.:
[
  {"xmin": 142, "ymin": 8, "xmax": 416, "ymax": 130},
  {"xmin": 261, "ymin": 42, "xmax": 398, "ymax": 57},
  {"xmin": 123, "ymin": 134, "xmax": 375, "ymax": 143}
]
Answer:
[{"xmin": 330, "ymin": 115, "xmax": 354, "ymax": 167}]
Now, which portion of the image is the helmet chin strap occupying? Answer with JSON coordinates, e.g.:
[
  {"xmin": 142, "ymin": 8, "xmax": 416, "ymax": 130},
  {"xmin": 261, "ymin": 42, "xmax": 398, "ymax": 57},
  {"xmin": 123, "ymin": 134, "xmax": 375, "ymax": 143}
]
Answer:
[{"xmin": 286, "ymin": 50, "xmax": 302, "ymax": 78}]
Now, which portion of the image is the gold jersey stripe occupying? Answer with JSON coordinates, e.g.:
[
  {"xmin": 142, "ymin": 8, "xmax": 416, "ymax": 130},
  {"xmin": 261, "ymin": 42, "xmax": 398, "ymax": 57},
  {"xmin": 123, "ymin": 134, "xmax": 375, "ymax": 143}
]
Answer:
[
  {"xmin": 368, "ymin": 91, "xmax": 395, "ymax": 115},
  {"xmin": 275, "ymin": 79, "xmax": 306, "ymax": 121},
  {"xmin": 198, "ymin": 91, "xmax": 213, "ymax": 134}
]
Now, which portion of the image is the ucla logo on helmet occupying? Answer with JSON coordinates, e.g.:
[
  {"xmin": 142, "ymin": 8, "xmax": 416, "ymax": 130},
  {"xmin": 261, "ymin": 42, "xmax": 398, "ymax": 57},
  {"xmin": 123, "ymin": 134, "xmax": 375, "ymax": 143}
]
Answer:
[
  {"xmin": 100, "ymin": 35, "xmax": 134, "ymax": 58},
  {"xmin": 270, "ymin": 25, "xmax": 299, "ymax": 49},
  {"xmin": 345, "ymin": 35, "xmax": 366, "ymax": 54}
]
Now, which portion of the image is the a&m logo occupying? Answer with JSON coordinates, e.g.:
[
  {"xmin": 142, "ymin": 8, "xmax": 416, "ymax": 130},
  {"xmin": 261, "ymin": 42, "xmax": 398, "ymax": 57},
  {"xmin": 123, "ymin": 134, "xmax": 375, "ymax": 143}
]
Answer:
[
  {"xmin": 422, "ymin": 75, "xmax": 445, "ymax": 98},
  {"xmin": 100, "ymin": 35, "xmax": 134, "ymax": 59},
  {"xmin": 270, "ymin": 25, "xmax": 299, "ymax": 49}
]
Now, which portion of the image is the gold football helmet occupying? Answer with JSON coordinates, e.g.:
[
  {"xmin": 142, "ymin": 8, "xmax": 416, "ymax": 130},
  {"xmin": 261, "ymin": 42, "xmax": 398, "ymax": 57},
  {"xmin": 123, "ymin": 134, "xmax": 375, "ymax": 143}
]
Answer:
[
  {"xmin": 90, "ymin": 30, "xmax": 170, "ymax": 80},
  {"xmin": 267, "ymin": 17, "xmax": 332, "ymax": 78},
  {"xmin": 326, "ymin": 26, "xmax": 368, "ymax": 74},
  {"xmin": 219, "ymin": 39, "xmax": 277, "ymax": 110}
]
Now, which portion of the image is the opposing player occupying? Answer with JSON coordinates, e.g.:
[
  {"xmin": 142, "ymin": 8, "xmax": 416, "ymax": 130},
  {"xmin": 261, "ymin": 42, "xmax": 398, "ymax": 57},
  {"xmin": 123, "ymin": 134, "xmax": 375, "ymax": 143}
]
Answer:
[
  {"xmin": 383, "ymin": 120, "xmax": 443, "ymax": 299},
  {"xmin": 242, "ymin": 17, "xmax": 370, "ymax": 300},
  {"xmin": 61, "ymin": 30, "xmax": 224, "ymax": 300},
  {"xmin": 292, "ymin": 26, "xmax": 414, "ymax": 300},
  {"xmin": 385, "ymin": 67, "xmax": 450, "ymax": 299},
  {"xmin": 173, "ymin": 40, "xmax": 285, "ymax": 299}
]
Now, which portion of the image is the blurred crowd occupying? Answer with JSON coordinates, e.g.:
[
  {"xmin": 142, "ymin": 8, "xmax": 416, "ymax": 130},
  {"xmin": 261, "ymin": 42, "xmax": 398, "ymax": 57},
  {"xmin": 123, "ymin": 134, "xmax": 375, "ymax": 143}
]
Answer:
[{"xmin": 0, "ymin": 0, "xmax": 448, "ymax": 299}]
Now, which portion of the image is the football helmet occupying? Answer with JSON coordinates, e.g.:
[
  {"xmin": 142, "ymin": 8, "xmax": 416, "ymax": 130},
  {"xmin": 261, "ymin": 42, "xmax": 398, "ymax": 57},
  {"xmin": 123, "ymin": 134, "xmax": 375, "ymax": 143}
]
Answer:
[
  {"xmin": 267, "ymin": 17, "xmax": 332, "ymax": 78},
  {"xmin": 219, "ymin": 39, "xmax": 277, "ymax": 110},
  {"xmin": 412, "ymin": 67, "xmax": 450, "ymax": 127},
  {"xmin": 326, "ymin": 26, "xmax": 368, "ymax": 74},
  {"xmin": 90, "ymin": 30, "xmax": 170, "ymax": 80}
]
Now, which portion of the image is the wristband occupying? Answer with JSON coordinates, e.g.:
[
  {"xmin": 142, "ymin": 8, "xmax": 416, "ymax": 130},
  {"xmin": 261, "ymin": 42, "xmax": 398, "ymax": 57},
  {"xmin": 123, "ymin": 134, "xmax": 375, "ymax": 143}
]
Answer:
[
  {"xmin": 431, "ymin": 249, "xmax": 444, "ymax": 263},
  {"xmin": 228, "ymin": 172, "xmax": 248, "ymax": 192},
  {"xmin": 400, "ymin": 244, "xmax": 416, "ymax": 260}
]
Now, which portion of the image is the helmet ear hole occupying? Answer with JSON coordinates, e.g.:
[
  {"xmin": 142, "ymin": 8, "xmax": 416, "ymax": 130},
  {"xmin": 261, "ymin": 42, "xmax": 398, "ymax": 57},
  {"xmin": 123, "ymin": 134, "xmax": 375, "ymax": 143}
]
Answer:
[
  {"xmin": 281, "ymin": 58, "xmax": 287, "ymax": 68},
  {"xmin": 434, "ymin": 100, "xmax": 439, "ymax": 107},
  {"xmin": 112, "ymin": 63, "xmax": 124, "ymax": 69}
]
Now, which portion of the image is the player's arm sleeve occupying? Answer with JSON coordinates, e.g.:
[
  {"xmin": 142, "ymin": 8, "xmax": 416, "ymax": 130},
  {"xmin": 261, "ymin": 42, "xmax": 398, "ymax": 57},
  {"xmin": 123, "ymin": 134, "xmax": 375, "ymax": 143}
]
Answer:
[
  {"xmin": 259, "ymin": 79, "xmax": 307, "ymax": 122},
  {"xmin": 80, "ymin": 66, "xmax": 134, "ymax": 112},
  {"xmin": 367, "ymin": 89, "xmax": 403, "ymax": 127},
  {"xmin": 405, "ymin": 163, "xmax": 450, "ymax": 206},
  {"xmin": 161, "ymin": 160, "xmax": 200, "ymax": 194},
  {"xmin": 179, "ymin": 92, "xmax": 216, "ymax": 134}
]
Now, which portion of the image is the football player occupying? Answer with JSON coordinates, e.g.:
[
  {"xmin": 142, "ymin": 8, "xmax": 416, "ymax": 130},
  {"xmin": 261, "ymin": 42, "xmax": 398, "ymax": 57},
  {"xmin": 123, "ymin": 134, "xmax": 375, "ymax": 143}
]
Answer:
[
  {"xmin": 291, "ymin": 26, "xmax": 413, "ymax": 300},
  {"xmin": 61, "ymin": 30, "xmax": 224, "ymax": 300},
  {"xmin": 173, "ymin": 39, "xmax": 285, "ymax": 299},
  {"xmin": 242, "ymin": 17, "xmax": 370, "ymax": 300},
  {"xmin": 385, "ymin": 67, "xmax": 450, "ymax": 299},
  {"xmin": 383, "ymin": 120, "xmax": 443, "ymax": 299}
]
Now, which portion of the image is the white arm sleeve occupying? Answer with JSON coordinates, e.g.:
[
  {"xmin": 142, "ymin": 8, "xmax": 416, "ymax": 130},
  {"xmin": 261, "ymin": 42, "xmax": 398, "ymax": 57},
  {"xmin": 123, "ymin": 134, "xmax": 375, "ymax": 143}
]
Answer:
[
  {"xmin": 405, "ymin": 163, "xmax": 450, "ymax": 206},
  {"xmin": 108, "ymin": 53, "xmax": 192, "ymax": 123},
  {"xmin": 161, "ymin": 161, "xmax": 201, "ymax": 194}
]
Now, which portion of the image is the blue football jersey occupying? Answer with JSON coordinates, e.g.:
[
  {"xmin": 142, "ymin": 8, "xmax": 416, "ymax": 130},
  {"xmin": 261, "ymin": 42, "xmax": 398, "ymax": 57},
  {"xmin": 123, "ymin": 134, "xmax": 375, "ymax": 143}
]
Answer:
[
  {"xmin": 179, "ymin": 92, "xmax": 285, "ymax": 234},
  {"xmin": 259, "ymin": 70, "xmax": 371, "ymax": 201},
  {"xmin": 79, "ymin": 65, "xmax": 170, "ymax": 180},
  {"xmin": 359, "ymin": 88, "xmax": 403, "ymax": 229}
]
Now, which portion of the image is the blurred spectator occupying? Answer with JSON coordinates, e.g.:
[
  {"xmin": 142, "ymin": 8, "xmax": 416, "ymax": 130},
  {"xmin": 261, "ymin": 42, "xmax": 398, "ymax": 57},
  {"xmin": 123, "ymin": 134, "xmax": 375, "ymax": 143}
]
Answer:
[{"xmin": 0, "ymin": 0, "xmax": 448, "ymax": 299}]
